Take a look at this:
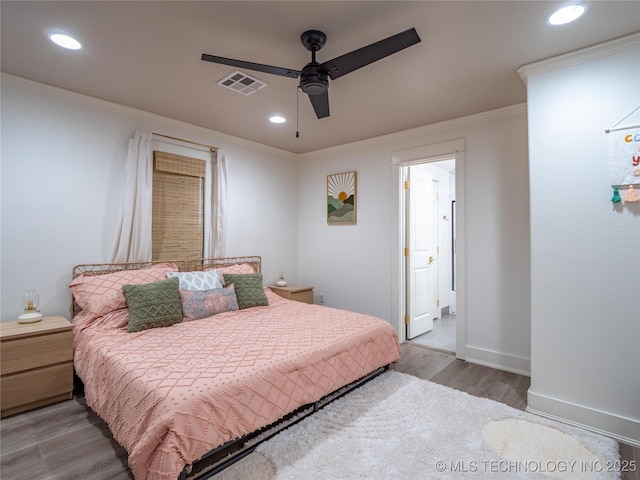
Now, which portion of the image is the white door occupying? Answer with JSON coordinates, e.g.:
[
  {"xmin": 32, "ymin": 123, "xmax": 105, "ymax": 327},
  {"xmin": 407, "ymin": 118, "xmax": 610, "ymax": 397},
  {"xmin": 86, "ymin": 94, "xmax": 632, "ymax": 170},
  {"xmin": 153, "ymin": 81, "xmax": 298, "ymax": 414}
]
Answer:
[{"xmin": 406, "ymin": 166, "xmax": 439, "ymax": 339}]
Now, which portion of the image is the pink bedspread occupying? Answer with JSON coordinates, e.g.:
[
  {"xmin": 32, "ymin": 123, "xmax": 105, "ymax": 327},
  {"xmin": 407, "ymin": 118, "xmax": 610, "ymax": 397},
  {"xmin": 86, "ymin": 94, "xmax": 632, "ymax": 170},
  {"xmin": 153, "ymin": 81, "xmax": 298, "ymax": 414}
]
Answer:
[{"xmin": 73, "ymin": 290, "xmax": 400, "ymax": 480}]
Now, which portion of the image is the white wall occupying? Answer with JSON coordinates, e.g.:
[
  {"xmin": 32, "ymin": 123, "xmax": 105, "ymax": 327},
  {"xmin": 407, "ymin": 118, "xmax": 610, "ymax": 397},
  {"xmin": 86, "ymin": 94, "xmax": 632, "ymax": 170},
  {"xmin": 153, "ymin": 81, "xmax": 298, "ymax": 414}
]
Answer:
[
  {"xmin": 0, "ymin": 75, "xmax": 299, "ymax": 321},
  {"xmin": 298, "ymin": 105, "xmax": 531, "ymax": 374},
  {"xmin": 521, "ymin": 34, "xmax": 640, "ymax": 445}
]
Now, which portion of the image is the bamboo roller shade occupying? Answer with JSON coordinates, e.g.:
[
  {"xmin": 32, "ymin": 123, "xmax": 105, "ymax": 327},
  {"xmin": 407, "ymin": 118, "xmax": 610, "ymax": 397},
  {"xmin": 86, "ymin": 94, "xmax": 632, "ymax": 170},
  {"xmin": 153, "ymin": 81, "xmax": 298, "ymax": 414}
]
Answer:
[{"xmin": 152, "ymin": 151, "xmax": 205, "ymax": 262}]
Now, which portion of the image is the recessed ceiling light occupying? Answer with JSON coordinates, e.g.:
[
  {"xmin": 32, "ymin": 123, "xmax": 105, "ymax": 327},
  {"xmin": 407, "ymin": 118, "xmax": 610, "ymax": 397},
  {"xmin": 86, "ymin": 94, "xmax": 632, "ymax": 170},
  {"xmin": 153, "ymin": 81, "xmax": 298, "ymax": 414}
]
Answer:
[
  {"xmin": 269, "ymin": 115, "xmax": 286, "ymax": 124},
  {"xmin": 49, "ymin": 33, "xmax": 82, "ymax": 50},
  {"xmin": 548, "ymin": 4, "xmax": 586, "ymax": 25}
]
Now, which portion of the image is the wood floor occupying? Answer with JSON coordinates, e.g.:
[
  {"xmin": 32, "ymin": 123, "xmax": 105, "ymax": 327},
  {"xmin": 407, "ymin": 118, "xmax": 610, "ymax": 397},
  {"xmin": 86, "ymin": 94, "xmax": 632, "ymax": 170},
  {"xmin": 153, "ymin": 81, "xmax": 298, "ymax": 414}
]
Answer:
[{"xmin": 1, "ymin": 343, "xmax": 638, "ymax": 479}]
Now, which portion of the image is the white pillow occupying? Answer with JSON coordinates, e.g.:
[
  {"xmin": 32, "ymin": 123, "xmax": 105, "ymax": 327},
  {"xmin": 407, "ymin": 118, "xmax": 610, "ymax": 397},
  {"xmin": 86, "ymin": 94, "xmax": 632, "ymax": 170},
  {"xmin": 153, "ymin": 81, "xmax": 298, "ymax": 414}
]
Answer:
[{"xmin": 166, "ymin": 270, "xmax": 224, "ymax": 291}]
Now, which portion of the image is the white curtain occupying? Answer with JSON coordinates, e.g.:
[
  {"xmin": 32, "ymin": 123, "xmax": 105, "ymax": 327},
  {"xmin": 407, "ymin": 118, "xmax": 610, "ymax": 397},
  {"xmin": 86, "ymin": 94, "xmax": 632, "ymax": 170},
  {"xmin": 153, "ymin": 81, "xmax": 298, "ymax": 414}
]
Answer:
[
  {"xmin": 111, "ymin": 131, "xmax": 227, "ymax": 262},
  {"xmin": 205, "ymin": 149, "xmax": 228, "ymax": 258},
  {"xmin": 110, "ymin": 130, "xmax": 153, "ymax": 263}
]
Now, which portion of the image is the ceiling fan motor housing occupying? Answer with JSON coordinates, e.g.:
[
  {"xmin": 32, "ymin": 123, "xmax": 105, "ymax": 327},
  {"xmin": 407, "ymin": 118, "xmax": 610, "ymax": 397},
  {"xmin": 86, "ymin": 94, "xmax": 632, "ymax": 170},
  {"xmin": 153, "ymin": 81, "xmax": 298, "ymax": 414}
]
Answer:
[{"xmin": 300, "ymin": 62, "xmax": 329, "ymax": 95}]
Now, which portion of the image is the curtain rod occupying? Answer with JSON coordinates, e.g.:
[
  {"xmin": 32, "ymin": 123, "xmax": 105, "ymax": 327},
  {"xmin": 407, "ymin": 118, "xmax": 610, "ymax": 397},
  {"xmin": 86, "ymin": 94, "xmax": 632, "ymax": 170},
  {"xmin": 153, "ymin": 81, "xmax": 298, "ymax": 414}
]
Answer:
[{"xmin": 152, "ymin": 132, "xmax": 218, "ymax": 153}]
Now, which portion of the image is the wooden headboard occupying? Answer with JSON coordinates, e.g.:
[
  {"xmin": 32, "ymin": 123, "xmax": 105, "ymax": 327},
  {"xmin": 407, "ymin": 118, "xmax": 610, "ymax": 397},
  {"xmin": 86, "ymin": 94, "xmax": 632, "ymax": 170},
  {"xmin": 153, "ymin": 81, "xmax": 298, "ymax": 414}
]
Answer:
[{"xmin": 70, "ymin": 256, "xmax": 261, "ymax": 317}]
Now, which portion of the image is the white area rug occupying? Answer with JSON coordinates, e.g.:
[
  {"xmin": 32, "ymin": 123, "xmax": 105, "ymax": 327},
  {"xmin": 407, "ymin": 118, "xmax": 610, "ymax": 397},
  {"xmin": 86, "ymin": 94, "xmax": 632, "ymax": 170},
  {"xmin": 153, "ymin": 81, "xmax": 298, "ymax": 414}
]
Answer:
[{"xmin": 215, "ymin": 371, "xmax": 620, "ymax": 479}]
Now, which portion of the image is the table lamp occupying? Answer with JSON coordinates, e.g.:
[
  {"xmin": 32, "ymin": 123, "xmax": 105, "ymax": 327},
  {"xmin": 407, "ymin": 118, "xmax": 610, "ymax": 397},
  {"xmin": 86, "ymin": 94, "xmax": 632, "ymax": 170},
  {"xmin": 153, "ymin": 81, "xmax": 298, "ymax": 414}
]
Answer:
[{"xmin": 17, "ymin": 289, "xmax": 43, "ymax": 323}]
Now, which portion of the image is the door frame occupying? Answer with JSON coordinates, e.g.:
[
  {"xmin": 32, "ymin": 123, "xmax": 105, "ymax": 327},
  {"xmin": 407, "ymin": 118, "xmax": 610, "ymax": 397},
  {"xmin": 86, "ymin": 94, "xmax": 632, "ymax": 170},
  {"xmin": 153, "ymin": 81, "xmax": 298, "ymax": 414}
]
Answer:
[{"xmin": 391, "ymin": 139, "xmax": 466, "ymax": 360}]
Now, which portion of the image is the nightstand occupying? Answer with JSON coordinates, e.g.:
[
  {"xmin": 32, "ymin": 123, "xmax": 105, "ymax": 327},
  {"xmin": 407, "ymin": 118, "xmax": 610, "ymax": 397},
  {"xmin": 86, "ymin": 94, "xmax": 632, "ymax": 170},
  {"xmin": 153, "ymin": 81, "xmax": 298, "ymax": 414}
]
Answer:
[
  {"xmin": 1, "ymin": 316, "xmax": 73, "ymax": 418},
  {"xmin": 269, "ymin": 284, "xmax": 314, "ymax": 304}
]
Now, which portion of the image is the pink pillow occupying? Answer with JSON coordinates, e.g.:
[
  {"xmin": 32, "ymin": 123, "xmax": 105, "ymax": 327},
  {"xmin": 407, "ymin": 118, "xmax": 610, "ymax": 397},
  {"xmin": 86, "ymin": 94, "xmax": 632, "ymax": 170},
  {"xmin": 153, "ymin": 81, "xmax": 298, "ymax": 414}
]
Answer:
[
  {"xmin": 179, "ymin": 284, "xmax": 239, "ymax": 320},
  {"xmin": 207, "ymin": 263, "xmax": 256, "ymax": 275},
  {"xmin": 70, "ymin": 263, "xmax": 178, "ymax": 316}
]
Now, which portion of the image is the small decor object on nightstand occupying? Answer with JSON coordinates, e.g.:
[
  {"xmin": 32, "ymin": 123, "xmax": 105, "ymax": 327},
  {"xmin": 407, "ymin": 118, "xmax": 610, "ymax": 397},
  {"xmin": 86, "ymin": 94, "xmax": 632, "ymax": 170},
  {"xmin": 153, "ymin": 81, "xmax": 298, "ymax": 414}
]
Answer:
[
  {"xmin": 276, "ymin": 269, "xmax": 288, "ymax": 287},
  {"xmin": 17, "ymin": 289, "xmax": 43, "ymax": 323}
]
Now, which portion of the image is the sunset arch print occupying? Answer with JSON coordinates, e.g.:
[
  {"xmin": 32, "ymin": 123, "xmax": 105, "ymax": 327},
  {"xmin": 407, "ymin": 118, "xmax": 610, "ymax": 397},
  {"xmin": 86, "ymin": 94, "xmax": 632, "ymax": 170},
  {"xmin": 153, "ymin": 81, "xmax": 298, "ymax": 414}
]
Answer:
[{"xmin": 327, "ymin": 171, "xmax": 357, "ymax": 225}]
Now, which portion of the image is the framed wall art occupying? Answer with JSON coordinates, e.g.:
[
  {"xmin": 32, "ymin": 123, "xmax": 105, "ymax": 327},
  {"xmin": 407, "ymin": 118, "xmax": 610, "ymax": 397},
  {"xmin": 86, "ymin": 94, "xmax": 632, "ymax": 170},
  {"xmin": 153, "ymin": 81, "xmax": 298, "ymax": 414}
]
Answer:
[{"xmin": 327, "ymin": 171, "xmax": 357, "ymax": 225}]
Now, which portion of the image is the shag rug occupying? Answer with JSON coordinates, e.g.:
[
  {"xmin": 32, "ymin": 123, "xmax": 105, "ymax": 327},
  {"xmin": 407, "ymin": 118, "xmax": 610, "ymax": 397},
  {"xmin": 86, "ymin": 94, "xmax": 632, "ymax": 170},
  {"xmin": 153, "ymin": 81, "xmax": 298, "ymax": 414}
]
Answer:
[{"xmin": 215, "ymin": 371, "xmax": 620, "ymax": 479}]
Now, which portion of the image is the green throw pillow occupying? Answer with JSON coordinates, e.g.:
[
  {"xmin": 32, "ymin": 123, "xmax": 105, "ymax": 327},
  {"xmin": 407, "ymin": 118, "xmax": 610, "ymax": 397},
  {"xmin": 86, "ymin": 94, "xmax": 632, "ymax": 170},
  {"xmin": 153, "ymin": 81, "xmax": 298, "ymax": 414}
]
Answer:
[
  {"xmin": 123, "ymin": 277, "xmax": 183, "ymax": 333},
  {"xmin": 222, "ymin": 273, "xmax": 269, "ymax": 309}
]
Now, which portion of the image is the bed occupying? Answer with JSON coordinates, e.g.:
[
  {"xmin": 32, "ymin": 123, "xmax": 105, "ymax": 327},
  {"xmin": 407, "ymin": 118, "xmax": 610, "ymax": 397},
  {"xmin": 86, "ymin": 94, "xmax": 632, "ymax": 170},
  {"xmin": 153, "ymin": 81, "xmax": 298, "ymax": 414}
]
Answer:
[{"xmin": 69, "ymin": 256, "xmax": 400, "ymax": 480}]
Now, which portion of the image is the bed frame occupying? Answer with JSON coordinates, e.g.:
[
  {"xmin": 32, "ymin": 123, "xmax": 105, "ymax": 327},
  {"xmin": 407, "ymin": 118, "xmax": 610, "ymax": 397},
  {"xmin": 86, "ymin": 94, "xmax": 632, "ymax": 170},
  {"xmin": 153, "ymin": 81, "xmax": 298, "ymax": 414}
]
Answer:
[
  {"xmin": 181, "ymin": 365, "xmax": 388, "ymax": 480},
  {"xmin": 70, "ymin": 255, "xmax": 390, "ymax": 480}
]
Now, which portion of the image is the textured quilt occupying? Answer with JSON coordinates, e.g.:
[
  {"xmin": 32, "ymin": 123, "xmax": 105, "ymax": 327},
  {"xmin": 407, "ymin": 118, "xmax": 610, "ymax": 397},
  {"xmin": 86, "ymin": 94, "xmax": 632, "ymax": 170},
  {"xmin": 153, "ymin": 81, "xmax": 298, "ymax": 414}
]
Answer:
[{"xmin": 72, "ymin": 290, "xmax": 400, "ymax": 480}]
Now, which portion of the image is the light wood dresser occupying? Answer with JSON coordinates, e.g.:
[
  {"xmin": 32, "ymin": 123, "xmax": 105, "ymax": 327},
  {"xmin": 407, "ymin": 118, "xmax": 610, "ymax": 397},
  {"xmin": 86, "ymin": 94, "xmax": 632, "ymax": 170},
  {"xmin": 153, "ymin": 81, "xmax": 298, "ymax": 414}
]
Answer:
[
  {"xmin": 269, "ymin": 284, "xmax": 314, "ymax": 304},
  {"xmin": 1, "ymin": 316, "xmax": 73, "ymax": 418}
]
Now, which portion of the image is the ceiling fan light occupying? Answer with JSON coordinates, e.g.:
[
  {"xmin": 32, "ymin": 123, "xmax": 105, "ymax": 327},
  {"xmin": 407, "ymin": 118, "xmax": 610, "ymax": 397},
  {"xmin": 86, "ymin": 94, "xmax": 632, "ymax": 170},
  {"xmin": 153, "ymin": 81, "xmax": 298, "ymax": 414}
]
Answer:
[
  {"xmin": 269, "ymin": 115, "xmax": 286, "ymax": 124},
  {"xmin": 548, "ymin": 4, "xmax": 586, "ymax": 25},
  {"xmin": 49, "ymin": 33, "xmax": 82, "ymax": 50}
]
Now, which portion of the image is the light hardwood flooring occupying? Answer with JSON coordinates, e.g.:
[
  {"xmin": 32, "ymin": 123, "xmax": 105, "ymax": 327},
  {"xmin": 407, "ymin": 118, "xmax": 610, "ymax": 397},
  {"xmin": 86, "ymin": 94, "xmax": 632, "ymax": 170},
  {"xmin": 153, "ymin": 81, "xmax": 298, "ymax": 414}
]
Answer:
[{"xmin": 1, "ymin": 343, "xmax": 638, "ymax": 479}]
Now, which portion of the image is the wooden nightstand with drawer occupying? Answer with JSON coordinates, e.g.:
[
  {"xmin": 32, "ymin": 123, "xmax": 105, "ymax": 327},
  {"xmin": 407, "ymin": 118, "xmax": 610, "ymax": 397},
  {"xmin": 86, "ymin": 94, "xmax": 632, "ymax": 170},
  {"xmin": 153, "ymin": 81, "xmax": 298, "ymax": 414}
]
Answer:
[
  {"xmin": 269, "ymin": 285, "xmax": 314, "ymax": 304},
  {"xmin": 1, "ymin": 316, "xmax": 73, "ymax": 418}
]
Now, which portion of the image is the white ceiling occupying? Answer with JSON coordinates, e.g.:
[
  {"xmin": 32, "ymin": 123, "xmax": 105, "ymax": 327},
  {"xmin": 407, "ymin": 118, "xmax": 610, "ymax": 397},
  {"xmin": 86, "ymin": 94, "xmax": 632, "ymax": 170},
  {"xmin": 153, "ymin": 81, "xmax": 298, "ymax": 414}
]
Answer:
[{"xmin": 2, "ymin": 1, "xmax": 639, "ymax": 154}]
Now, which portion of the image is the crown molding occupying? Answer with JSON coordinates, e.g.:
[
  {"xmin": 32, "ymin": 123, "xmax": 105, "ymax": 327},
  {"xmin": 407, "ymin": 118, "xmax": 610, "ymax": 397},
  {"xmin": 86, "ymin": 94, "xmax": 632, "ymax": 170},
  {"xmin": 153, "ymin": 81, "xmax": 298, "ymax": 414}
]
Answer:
[
  {"xmin": 0, "ymin": 73, "xmax": 298, "ymax": 160},
  {"xmin": 518, "ymin": 32, "xmax": 640, "ymax": 84},
  {"xmin": 2, "ymin": 72, "xmax": 527, "ymax": 160},
  {"xmin": 300, "ymin": 103, "xmax": 527, "ymax": 160}
]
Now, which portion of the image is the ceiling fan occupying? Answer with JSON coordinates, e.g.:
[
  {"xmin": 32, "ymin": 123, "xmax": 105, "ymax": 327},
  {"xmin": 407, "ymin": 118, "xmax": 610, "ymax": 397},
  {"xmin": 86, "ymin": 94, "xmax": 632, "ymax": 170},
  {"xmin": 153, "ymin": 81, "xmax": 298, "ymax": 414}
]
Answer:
[{"xmin": 201, "ymin": 28, "xmax": 421, "ymax": 119}]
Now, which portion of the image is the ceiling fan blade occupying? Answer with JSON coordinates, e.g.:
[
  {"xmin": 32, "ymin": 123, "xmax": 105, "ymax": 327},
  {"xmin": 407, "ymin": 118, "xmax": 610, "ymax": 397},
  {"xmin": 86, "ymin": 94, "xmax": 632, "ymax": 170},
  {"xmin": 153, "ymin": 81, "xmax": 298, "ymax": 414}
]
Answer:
[
  {"xmin": 321, "ymin": 28, "xmax": 421, "ymax": 80},
  {"xmin": 308, "ymin": 91, "xmax": 330, "ymax": 119},
  {"xmin": 201, "ymin": 54, "xmax": 301, "ymax": 79}
]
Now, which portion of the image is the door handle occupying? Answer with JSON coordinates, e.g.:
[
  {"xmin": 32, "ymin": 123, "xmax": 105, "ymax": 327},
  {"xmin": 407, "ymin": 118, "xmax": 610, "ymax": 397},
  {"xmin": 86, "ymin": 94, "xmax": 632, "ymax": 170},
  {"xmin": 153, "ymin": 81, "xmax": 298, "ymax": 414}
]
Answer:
[{"xmin": 429, "ymin": 256, "xmax": 435, "ymax": 263}]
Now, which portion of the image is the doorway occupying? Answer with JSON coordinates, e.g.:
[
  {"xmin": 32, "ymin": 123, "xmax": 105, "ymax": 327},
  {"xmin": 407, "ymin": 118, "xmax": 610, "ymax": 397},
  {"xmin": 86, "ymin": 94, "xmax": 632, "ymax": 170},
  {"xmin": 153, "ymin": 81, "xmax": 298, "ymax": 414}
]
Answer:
[{"xmin": 404, "ymin": 159, "xmax": 457, "ymax": 353}]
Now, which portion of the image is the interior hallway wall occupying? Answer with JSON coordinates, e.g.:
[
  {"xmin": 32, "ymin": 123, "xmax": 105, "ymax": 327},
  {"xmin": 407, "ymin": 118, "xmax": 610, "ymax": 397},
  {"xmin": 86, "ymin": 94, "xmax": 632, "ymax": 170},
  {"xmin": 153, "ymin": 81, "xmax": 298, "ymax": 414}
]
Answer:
[{"xmin": 522, "ymin": 33, "xmax": 640, "ymax": 444}]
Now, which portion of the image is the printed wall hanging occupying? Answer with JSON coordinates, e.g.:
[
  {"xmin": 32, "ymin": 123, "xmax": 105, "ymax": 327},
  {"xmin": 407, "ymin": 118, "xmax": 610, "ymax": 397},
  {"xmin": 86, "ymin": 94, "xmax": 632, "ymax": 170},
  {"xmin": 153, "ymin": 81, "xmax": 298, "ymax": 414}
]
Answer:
[
  {"xmin": 607, "ymin": 106, "xmax": 640, "ymax": 203},
  {"xmin": 327, "ymin": 171, "xmax": 357, "ymax": 225}
]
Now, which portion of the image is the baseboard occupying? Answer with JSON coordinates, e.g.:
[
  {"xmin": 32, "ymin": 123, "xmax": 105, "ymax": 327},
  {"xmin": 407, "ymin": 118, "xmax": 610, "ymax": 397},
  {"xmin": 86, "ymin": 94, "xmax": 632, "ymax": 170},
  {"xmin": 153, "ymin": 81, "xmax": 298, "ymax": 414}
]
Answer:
[
  {"xmin": 464, "ymin": 346, "xmax": 531, "ymax": 376},
  {"xmin": 527, "ymin": 389, "xmax": 640, "ymax": 447}
]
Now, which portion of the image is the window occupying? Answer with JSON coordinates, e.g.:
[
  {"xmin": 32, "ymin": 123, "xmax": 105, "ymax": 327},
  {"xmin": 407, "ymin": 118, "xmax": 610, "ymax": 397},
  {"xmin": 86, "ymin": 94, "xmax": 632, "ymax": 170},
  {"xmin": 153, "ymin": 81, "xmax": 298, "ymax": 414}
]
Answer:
[{"xmin": 152, "ymin": 151, "xmax": 206, "ymax": 261}]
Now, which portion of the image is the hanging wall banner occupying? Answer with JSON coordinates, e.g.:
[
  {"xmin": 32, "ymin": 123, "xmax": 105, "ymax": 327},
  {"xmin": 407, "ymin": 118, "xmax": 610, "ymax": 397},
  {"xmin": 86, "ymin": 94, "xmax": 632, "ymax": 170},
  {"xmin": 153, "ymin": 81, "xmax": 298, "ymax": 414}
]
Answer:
[{"xmin": 608, "ymin": 126, "xmax": 640, "ymax": 186}]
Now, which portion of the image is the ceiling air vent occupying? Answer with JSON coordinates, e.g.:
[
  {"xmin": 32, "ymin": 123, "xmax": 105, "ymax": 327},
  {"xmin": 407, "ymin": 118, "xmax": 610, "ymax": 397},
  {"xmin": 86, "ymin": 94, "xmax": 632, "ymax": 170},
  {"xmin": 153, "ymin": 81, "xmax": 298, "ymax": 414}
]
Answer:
[{"xmin": 217, "ymin": 71, "xmax": 267, "ymax": 96}]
